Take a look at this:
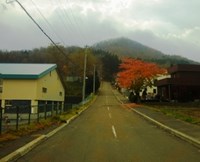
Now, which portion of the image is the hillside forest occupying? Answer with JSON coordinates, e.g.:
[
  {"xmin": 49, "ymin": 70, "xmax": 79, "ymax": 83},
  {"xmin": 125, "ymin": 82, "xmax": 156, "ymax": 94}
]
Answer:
[
  {"xmin": 0, "ymin": 39, "xmax": 197, "ymax": 100},
  {"xmin": 0, "ymin": 45, "xmax": 120, "ymax": 98}
]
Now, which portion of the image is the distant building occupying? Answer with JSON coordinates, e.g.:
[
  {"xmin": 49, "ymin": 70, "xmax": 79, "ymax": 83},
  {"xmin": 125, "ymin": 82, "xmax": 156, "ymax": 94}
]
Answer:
[
  {"xmin": 156, "ymin": 64, "xmax": 200, "ymax": 102},
  {"xmin": 66, "ymin": 76, "xmax": 81, "ymax": 82},
  {"xmin": 139, "ymin": 75, "xmax": 170, "ymax": 100},
  {"xmin": 0, "ymin": 63, "xmax": 65, "ymax": 113}
]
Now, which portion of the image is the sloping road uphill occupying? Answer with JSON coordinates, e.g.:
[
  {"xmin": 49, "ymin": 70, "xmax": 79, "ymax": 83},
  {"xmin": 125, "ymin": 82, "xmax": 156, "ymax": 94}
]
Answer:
[{"xmin": 16, "ymin": 82, "xmax": 200, "ymax": 162}]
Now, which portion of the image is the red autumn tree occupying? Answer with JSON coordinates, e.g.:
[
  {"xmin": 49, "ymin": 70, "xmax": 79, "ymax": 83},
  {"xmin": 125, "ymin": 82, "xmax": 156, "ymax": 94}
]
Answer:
[{"xmin": 117, "ymin": 58, "xmax": 166, "ymax": 99}]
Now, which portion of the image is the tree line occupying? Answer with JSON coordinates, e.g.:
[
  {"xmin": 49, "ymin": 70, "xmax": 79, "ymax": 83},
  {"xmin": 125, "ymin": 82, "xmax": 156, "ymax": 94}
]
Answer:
[{"xmin": 0, "ymin": 46, "xmax": 121, "ymax": 97}]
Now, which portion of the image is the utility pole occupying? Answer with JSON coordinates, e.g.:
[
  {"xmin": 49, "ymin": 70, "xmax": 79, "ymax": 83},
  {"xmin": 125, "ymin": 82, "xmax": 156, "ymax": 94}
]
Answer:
[
  {"xmin": 82, "ymin": 47, "xmax": 88, "ymax": 102},
  {"xmin": 93, "ymin": 65, "xmax": 96, "ymax": 94}
]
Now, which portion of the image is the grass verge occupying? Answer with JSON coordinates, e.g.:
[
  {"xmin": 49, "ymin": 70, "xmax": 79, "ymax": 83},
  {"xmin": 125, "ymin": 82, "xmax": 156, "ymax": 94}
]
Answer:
[
  {"xmin": 0, "ymin": 94, "xmax": 96, "ymax": 144},
  {"xmin": 143, "ymin": 102, "xmax": 200, "ymax": 125},
  {"xmin": 0, "ymin": 117, "xmax": 60, "ymax": 144}
]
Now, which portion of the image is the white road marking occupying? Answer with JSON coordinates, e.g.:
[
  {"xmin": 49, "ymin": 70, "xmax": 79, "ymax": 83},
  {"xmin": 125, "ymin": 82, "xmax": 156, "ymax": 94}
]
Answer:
[
  {"xmin": 107, "ymin": 107, "xmax": 110, "ymax": 111},
  {"xmin": 109, "ymin": 113, "xmax": 112, "ymax": 118},
  {"xmin": 106, "ymin": 96, "xmax": 108, "ymax": 105},
  {"xmin": 112, "ymin": 125, "xmax": 117, "ymax": 138}
]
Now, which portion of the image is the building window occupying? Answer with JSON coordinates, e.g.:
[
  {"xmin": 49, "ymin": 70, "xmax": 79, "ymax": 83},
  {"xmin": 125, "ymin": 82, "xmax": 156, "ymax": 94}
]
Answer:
[
  {"xmin": 42, "ymin": 87, "xmax": 47, "ymax": 93},
  {"xmin": 59, "ymin": 92, "xmax": 62, "ymax": 96}
]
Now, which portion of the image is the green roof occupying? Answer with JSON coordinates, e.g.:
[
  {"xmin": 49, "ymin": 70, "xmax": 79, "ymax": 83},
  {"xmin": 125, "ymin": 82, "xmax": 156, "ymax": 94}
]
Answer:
[{"xmin": 0, "ymin": 63, "xmax": 57, "ymax": 79}]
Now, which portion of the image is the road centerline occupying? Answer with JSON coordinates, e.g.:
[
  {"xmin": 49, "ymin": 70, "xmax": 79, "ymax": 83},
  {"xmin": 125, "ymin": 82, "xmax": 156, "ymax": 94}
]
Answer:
[{"xmin": 112, "ymin": 125, "xmax": 117, "ymax": 138}]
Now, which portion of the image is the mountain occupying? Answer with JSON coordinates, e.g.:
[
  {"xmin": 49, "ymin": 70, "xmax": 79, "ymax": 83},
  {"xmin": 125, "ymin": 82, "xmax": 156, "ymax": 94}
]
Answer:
[{"xmin": 92, "ymin": 37, "xmax": 198, "ymax": 66}]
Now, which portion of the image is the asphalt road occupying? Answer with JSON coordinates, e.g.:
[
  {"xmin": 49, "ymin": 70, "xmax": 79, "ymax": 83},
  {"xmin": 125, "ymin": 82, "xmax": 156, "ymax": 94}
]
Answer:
[{"xmin": 17, "ymin": 82, "xmax": 200, "ymax": 162}]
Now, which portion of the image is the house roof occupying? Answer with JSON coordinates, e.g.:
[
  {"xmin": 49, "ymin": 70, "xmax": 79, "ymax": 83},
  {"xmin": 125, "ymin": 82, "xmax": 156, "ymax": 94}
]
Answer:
[
  {"xmin": 0, "ymin": 63, "xmax": 57, "ymax": 79},
  {"xmin": 168, "ymin": 64, "xmax": 200, "ymax": 74}
]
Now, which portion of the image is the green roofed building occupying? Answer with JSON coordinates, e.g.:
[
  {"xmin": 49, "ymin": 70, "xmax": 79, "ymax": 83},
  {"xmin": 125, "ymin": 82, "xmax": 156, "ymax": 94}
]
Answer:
[{"xmin": 0, "ymin": 63, "xmax": 65, "ymax": 114}]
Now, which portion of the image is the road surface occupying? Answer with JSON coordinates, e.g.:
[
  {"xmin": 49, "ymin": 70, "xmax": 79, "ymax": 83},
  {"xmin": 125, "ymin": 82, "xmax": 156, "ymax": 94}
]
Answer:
[{"xmin": 18, "ymin": 82, "xmax": 200, "ymax": 162}]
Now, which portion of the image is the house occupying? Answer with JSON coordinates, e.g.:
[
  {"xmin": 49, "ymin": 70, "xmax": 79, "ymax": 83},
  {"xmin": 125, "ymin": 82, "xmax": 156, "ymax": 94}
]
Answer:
[
  {"xmin": 0, "ymin": 63, "xmax": 65, "ymax": 113},
  {"xmin": 156, "ymin": 64, "xmax": 200, "ymax": 102}
]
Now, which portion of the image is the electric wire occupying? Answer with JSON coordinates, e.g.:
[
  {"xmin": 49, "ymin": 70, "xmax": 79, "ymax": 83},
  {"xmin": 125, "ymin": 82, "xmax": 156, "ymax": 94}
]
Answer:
[
  {"xmin": 63, "ymin": 0, "xmax": 86, "ymax": 44},
  {"xmin": 29, "ymin": 0, "xmax": 66, "ymax": 46},
  {"xmin": 49, "ymin": 0, "xmax": 75, "ymax": 45},
  {"xmin": 6, "ymin": 0, "xmax": 89, "ymax": 70},
  {"xmin": 15, "ymin": 0, "xmax": 60, "ymax": 52},
  {"xmin": 10, "ymin": 0, "xmax": 79, "ymax": 67}
]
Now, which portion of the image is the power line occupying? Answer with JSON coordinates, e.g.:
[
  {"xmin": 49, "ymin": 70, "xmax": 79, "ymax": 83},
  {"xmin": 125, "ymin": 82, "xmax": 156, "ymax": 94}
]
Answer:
[
  {"xmin": 29, "ymin": 0, "xmax": 66, "ymax": 46},
  {"xmin": 6, "ymin": 0, "xmax": 78, "ymax": 67},
  {"xmin": 50, "ymin": 0, "xmax": 76, "ymax": 43},
  {"xmin": 16, "ymin": 1, "xmax": 64, "ymax": 53},
  {"xmin": 64, "ymin": 0, "xmax": 86, "ymax": 44}
]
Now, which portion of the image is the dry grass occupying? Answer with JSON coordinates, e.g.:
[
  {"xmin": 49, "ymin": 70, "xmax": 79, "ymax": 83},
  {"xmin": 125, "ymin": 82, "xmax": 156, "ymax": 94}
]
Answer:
[
  {"xmin": 143, "ymin": 102, "xmax": 200, "ymax": 125},
  {"xmin": 0, "ymin": 133, "xmax": 19, "ymax": 143},
  {"xmin": 0, "ymin": 95, "xmax": 96, "ymax": 143},
  {"xmin": 0, "ymin": 117, "xmax": 60, "ymax": 143},
  {"xmin": 123, "ymin": 103, "xmax": 141, "ymax": 109}
]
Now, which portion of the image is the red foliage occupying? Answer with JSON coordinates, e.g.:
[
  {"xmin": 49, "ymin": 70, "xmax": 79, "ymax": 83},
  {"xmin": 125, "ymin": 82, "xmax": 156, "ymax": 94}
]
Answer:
[{"xmin": 117, "ymin": 58, "xmax": 166, "ymax": 90}]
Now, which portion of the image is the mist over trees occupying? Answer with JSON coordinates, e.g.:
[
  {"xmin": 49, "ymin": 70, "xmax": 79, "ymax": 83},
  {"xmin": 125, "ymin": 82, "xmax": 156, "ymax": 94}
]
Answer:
[{"xmin": 93, "ymin": 37, "xmax": 198, "ymax": 67}]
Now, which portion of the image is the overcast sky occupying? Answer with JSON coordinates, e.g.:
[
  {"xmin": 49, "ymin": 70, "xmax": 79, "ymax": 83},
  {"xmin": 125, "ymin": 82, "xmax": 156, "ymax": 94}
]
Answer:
[{"xmin": 1, "ymin": 0, "xmax": 200, "ymax": 62}]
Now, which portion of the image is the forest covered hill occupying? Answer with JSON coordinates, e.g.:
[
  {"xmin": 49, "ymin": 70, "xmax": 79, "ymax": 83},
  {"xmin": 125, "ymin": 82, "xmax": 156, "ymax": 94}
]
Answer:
[
  {"xmin": 93, "ymin": 37, "xmax": 198, "ymax": 66},
  {"xmin": 0, "ymin": 37, "xmax": 199, "ymax": 83}
]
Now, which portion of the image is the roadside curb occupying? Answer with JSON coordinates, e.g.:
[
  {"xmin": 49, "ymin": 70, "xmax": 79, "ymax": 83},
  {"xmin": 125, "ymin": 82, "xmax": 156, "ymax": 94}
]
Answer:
[
  {"xmin": 131, "ymin": 108, "xmax": 200, "ymax": 149},
  {"xmin": 0, "ymin": 135, "xmax": 46, "ymax": 162},
  {"xmin": 0, "ymin": 95, "xmax": 97, "ymax": 162},
  {"xmin": 113, "ymin": 89, "xmax": 200, "ymax": 149},
  {"xmin": 0, "ymin": 124, "xmax": 69, "ymax": 162}
]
